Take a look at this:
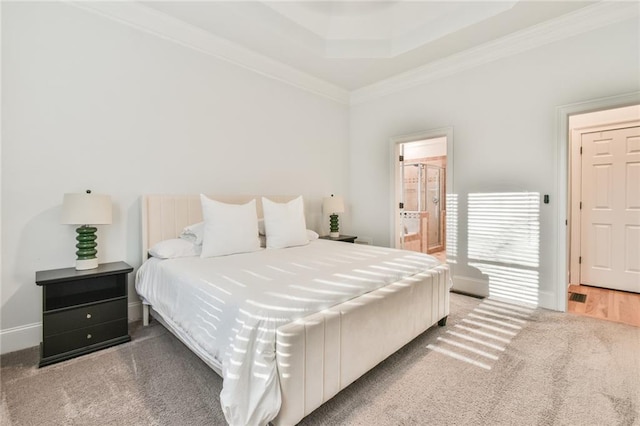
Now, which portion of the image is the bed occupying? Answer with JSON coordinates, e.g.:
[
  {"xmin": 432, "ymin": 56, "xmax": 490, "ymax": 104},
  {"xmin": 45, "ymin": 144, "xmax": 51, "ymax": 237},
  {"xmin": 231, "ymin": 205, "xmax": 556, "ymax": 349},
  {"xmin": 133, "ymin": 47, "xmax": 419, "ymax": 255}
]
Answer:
[{"xmin": 136, "ymin": 194, "xmax": 451, "ymax": 426}]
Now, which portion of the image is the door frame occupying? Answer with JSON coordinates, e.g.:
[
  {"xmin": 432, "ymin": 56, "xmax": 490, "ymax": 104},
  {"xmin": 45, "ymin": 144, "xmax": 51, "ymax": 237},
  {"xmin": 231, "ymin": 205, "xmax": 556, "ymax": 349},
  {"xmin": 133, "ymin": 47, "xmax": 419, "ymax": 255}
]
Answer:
[
  {"xmin": 390, "ymin": 127, "xmax": 454, "ymax": 249},
  {"xmin": 555, "ymin": 91, "xmax": 640, "ymax": 312}
]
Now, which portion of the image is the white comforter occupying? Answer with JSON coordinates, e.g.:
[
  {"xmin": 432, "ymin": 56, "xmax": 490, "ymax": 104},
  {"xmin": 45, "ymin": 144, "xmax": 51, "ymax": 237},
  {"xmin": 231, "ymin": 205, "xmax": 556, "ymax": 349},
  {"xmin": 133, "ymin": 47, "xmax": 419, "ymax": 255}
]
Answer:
[{"xmin": 136, "ymin": 239, "xmax": 440, "ymax": 426}]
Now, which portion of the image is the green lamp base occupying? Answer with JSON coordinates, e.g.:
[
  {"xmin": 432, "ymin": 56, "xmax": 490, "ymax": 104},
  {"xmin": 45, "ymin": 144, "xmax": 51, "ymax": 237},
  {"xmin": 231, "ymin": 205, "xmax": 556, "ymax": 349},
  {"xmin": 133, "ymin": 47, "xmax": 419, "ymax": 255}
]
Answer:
[
  {"xmin": 329, "ymin": 214, "xmax": 340, "ymax": 238},
  {"xmin": 75, "ymin": 225, "xmax": 99, "ymax": 270}
]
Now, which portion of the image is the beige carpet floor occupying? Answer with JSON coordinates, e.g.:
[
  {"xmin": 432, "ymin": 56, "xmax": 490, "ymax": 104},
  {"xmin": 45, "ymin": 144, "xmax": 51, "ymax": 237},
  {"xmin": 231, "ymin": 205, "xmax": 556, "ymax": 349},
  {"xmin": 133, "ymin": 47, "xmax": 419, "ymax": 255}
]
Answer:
[{"xmin": 2, "ymin": 293, "xmax": 639, "ymax": 425}]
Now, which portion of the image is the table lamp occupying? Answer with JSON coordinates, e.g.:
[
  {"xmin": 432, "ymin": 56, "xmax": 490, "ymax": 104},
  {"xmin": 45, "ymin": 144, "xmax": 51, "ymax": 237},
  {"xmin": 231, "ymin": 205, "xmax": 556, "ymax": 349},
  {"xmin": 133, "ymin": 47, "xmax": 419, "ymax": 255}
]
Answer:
[
  {"xmin": 323, "ymin": 195, "xmax": 345, "ymax": 238},
  {"xmin": 61, "ymin": 190, "xmax": 112, "ymax": 270}
]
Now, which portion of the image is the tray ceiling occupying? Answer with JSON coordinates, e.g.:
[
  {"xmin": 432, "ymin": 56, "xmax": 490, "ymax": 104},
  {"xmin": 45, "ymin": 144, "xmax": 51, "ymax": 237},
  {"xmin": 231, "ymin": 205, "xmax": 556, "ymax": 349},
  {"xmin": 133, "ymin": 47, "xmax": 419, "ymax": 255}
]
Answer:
[{"xmin": 140, "ymin": 1, "xmax": 598, "ymax": 90}]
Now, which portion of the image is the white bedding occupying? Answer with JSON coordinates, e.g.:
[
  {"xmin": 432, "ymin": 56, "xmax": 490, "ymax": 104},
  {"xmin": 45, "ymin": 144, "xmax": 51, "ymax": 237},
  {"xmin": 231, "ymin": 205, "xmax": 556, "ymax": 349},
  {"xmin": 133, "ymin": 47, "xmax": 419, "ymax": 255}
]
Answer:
[{"xmin": 136, "ymin": 239, "xmax": 441, "ymax": 426}]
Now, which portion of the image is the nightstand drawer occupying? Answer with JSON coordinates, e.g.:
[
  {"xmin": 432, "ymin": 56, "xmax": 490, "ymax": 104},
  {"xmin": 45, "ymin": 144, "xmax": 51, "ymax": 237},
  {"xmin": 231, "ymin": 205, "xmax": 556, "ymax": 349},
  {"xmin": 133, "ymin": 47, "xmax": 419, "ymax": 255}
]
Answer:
[
  {"xmin": 42, "ymin": 319, "xmax": 128, "ymax": 358},
  {"xmin": 43, "ymin": 299, "xmax": 127, "ymax": 337}
]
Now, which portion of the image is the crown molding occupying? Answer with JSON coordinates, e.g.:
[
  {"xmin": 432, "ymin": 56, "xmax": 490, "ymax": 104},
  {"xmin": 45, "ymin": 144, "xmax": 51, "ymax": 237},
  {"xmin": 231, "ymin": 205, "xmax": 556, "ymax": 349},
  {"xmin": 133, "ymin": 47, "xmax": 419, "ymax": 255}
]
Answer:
[
  {"xmin": 350, "ymin": 1, "xmax": 640, "ymax": 106},
  {"xmin": 63, "ymin": 1, "xmax": 638, "ymax": 108},
  {"xmin": 66, "ymin": 1, "xmax": 350, "ymax": 105}
]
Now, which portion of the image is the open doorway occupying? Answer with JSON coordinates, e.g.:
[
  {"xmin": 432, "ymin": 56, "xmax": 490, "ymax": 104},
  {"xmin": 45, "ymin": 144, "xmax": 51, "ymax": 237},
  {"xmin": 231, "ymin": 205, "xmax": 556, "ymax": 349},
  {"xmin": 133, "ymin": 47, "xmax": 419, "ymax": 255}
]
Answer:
[
  {"xmin": 391, "ymin": 128, "xmax": 453, "ymax": 265},
  {"xmin": 556, "ymin": 92, "xmax": 639, "ymax": 313},
  {"xmin": 566, "ymin": 104, "xmax": 640, "ymax": 326},
  {"xmin": 401, "ymin": 139, "xmax": 447, "ymax": 259}
]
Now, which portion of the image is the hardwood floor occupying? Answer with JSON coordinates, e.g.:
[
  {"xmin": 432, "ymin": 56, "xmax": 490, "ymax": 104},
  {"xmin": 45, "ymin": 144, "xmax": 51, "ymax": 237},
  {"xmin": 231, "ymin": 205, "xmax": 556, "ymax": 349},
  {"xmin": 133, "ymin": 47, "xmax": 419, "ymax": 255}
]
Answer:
[{"xmin": 568, "ymin": 284, "xmax": 640, "ymax": 327}]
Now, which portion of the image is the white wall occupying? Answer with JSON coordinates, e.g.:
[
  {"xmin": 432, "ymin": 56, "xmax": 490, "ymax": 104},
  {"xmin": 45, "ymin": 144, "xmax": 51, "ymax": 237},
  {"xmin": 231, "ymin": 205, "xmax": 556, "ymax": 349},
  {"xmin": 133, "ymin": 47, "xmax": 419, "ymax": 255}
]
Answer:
[
  {"xmin": 1, "ymin": 2, "xmax": 349, "ymax": 353},
  {"xmin": 404, "ymin": 137, "xmax": 447, "ymax": 160},
  {"xmin": 349, "ymin": 18, "xmax": 640, "ymax": 310}
]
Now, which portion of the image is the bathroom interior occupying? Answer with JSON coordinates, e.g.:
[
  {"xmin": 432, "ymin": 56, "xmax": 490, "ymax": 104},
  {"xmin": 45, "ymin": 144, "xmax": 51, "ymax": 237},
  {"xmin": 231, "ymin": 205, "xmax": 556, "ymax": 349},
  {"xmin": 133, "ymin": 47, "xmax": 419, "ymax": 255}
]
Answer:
[{"xmin": 402, "ymin": 138, "xmax": 446, "ymax": 262}]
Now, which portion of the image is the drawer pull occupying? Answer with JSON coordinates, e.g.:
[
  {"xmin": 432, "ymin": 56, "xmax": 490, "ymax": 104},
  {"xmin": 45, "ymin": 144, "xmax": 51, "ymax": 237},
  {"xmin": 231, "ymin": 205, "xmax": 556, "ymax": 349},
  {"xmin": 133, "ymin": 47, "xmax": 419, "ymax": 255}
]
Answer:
[
  {"xmin": 87, "ymin": 334, "xmax": 92, "ymax": 339},
  {"xmin": 86, "ymin": 313, "xmax": 92, "ymax": 319}
]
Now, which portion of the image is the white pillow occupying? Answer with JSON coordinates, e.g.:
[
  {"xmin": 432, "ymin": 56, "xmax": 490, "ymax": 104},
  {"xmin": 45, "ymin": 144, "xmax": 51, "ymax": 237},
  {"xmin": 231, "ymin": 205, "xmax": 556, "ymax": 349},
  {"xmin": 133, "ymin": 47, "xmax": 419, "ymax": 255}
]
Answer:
[
  {"xmin": 180, "ymin": 221, "xmax": 205, "ymax": 245},
  {"xmin": 200, "ymin": 195, "xmax": 260, "ymax": 258},
  {"xmin": 262, "ymin": 196, "xmax": 309, "ymax": 249},
  {"xmin": 148, "ymin": 239, "xmax": 201, "ymax": 259},
  {"xmin": 306, "ymin": 229, "xmax": 319, "ymax": 241}
]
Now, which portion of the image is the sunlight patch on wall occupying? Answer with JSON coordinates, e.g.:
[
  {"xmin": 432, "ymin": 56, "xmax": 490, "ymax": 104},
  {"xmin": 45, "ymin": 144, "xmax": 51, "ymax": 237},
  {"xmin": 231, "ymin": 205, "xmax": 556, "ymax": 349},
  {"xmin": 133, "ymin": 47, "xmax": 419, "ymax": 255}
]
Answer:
[
  {"xmin": 468, "ymin": 192, "xmax": 540, "ymax": 267},
  {"xmin": 469, "ymin": 262, "xmax": 539, "ymax": 307},
  {"xmin": 446, "ymin": 193, "xmax": 458, "ymax": 263},
  {"xmin": 468, "ymin": 192, "xmax": 540, "ymax": 306}
]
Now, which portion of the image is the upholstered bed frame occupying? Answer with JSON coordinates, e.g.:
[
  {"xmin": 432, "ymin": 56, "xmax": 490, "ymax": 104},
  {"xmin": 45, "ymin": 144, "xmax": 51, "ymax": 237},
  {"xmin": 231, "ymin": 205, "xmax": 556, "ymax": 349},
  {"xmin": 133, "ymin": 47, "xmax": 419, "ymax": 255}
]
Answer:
[{"xmin": 140, "ymin": 194, "xmax": 450, "ymax": 425}]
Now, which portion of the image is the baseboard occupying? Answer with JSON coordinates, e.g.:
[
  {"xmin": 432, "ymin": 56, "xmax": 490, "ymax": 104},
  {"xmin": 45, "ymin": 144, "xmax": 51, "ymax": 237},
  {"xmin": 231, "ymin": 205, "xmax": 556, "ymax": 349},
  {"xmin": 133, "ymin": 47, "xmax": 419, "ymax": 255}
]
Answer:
[
  {"xmin": 128, "ymin": 301, "xmax": 143, "ymax": 321},
  {"xmin": 451, "ymin": 275, "xmax": 490, "ymax": 298},
  {"xmin": 1, "ymin": 301, "xmax": 145, "ymax": 355},
  {"xmin": 0, "ymin": 322, "xmax": 41, "ymax": 355}
]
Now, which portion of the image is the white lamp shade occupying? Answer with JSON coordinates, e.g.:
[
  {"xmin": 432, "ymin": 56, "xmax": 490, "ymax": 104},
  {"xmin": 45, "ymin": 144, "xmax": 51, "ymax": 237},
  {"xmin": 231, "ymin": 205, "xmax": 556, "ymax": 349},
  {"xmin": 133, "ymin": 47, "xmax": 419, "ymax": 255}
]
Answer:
[
  {"xmin": 61, "ymin": 193, "xmax": 112, "ymax": 225},
  {"xmin": 323, "ymin": 196, "xmax": 345, "ymax": 214}
]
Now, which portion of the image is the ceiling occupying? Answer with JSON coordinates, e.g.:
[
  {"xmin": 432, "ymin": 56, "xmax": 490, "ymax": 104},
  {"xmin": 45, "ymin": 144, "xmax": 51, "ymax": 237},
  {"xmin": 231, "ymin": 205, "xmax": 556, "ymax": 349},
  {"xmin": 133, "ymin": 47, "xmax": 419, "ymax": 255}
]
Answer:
[{"xmin": 140, "ymin": 1, "xmax": 598, "ymax": 91}]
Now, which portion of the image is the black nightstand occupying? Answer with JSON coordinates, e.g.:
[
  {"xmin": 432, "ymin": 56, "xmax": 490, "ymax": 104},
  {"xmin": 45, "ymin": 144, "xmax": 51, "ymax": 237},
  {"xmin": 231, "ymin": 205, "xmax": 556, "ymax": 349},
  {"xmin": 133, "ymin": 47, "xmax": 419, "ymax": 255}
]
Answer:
[
  {"xmin": 319, "ymin": 235, "xmax": 358, "ymax": 243},
  {"xmin": 35, "ymin": 261, "xmax": 133, "ymax": 367}
]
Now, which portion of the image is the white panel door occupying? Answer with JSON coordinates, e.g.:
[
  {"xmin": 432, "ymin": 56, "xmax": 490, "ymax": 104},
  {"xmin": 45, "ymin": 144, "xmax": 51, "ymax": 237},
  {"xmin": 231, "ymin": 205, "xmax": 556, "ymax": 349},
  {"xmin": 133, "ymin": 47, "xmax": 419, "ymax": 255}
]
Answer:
[{"xmin": 581, "ymin": 126, "xmax": 640, "ymax": 292}]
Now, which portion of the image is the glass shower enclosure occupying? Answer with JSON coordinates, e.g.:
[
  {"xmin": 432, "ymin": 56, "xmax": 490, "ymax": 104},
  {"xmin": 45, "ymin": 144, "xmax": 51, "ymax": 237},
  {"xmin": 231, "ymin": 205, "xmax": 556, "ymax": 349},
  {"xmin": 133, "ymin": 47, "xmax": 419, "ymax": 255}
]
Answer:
[{"xmin": 401, "ymin": 162, "xmax": 445, "ymax": 253}]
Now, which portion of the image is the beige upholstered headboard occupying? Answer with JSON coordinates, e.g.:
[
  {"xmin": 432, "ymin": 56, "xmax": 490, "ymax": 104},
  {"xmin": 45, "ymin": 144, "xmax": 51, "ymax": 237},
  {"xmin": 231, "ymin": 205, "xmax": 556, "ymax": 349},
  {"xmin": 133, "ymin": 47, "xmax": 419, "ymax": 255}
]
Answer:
[{"xmin": 141, "ymin": 194, "xmax": 299, "ymax": 260}]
